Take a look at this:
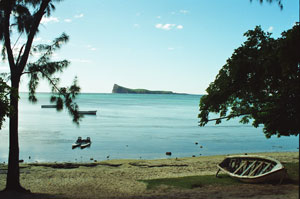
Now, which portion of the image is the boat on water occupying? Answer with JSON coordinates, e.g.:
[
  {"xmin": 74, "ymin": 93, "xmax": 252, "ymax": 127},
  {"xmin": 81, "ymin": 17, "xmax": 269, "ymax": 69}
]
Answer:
[
  {"xmin": 78, "ymin": 110, "xmax": 97, "ymax": 115},
  {"xmin": 72, "ymin": 137, "xmax": 91, "ymax": 149},
  {"xmin": 80, "ymin": 142, "xmax": 91, "ymax": 149},
  {"xmin": 41, "ymin": 105, "xmax": 57, "ymax": 108},
  {"xmin": 72, "ymin": 137, "xmax": 83, "ymax": 149},
  {"xmin": 216, "ymin": 155, "xmax": 286, "ymax": 183}
]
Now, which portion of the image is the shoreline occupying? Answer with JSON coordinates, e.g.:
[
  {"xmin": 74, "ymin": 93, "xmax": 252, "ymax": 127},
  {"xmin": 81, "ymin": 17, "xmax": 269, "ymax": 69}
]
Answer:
[
  {"xmin": 0, "ymin": 151, "xmax": 298, "ymax": 199},
  {"xmin": 8, "ymin": 150, "xmax": 299, "ymax": 165}
]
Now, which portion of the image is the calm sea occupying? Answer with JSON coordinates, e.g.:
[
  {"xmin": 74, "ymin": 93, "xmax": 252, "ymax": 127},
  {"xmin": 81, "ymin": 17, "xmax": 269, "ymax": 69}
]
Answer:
[{"xmin": 0, "ymin": 93, "xmax": 298, "ymax": 163}]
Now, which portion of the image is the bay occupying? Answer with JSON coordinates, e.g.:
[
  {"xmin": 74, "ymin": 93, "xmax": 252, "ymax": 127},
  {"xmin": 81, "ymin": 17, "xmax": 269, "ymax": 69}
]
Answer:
[{"xmin": 0, "ymin": 93, "xmax": 298, "ymax": 163}]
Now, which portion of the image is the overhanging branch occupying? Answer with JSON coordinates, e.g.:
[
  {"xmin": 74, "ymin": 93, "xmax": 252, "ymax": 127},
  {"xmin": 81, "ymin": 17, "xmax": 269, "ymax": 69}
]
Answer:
[{"xmin": 205, "ymin": 113, "xmax": 252, "ymax": 122}]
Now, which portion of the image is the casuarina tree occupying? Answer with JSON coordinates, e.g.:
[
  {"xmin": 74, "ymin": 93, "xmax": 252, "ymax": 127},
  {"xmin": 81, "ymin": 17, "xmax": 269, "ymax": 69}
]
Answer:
[
  {"xmin": 0, "ymin": 0, "xmax": 81, "ymax": 192},
  {"xmin": 0, "ymin": 77, "xmax": 9, "ymax": 129}
]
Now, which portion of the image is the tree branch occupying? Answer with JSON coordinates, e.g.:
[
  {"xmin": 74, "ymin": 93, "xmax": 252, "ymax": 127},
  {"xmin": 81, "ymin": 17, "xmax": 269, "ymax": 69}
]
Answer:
[
  {"xmin": 3, "ymin": 5, "xmax": 15, "ymax": 71},
  {"xmin": 18, "ymin": 0, "xmax": 51, "ymax": 72},
  {"xmin": 205, "ymin": 113, "xmax": 251, "ymax": 122},
  {"xmin": 16, "ymin": 44, "xmax": 25, "ymax": 66}
]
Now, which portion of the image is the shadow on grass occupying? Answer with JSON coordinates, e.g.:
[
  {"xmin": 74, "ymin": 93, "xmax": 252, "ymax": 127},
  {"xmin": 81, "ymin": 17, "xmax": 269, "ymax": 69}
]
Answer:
[
  {"xmin": 0, "ymin": 190, "xmax": 63, "ymax": 199},
  {"xmin": 142, "ymin": 174, "xmax": 239, "ymax": 190},
  {"xmin": 142, "ymin": 162, "xmax": 299, "ymax": 190}
]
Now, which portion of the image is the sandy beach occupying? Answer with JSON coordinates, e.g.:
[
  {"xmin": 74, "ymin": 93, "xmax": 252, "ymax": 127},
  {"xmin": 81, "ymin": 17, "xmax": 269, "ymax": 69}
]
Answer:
[{"xmin": 0, "ymin": 151, "xmax": 298, "ymax": 199}]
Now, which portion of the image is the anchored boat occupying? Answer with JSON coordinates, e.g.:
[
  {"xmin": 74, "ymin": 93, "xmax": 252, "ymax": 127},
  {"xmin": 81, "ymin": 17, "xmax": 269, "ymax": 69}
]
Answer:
[
  {"xmin": 216, "ymin": 155, "xmax": 286, "ymax": 183},
  {"xmin": 72, "ymin": 137, "xmax": 91, "ymax": 149},
  {"xmin": 41, "ymin": 105, "xmax": 57, "ymax": 108},
  {"xmin": 78, "ymin": 110, "xmax": 97, "ymax": 115}
]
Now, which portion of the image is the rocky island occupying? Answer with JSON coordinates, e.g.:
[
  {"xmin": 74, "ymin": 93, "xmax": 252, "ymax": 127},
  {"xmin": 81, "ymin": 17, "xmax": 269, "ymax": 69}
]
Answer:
[{"xmin": 112, "ymin": 84, "xmax": 180, "ymax": 94}]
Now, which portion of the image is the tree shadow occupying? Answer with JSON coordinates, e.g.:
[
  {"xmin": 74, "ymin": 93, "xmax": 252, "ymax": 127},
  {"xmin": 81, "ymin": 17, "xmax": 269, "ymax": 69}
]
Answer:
[{"xmin": 0, "ymin": 190, "xmax": 63, "ymax": 199}]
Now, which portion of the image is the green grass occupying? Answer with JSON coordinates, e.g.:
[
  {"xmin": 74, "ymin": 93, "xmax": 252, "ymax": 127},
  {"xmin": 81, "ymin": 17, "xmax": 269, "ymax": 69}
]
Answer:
[
  {"xmin": 142, "ymin": 174, "xmax": 239, "ymax": 189},
  {"xmin": 283, "ymin": 162, "xmax": 299, "ymax": 184},
  {"xmin": 143, "ymin": 162, "xmax": 299, "ymax": 190}
]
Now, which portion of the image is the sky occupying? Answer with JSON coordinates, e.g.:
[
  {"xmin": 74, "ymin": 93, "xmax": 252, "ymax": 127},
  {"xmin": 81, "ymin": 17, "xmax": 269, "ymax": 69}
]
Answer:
[{"xmin": 0, "ymin": 0, "xmax": 299, "ymax": 94}]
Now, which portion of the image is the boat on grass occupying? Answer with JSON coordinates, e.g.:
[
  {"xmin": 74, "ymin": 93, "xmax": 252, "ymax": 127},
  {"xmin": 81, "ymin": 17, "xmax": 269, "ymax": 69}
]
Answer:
[
  {"xmin": 72, "ymin": 137, "xmax": 91, "ymax": 149},
  {"xmin": 216, "ymin": 155, "xmax": 286, "ymax": 183},
  {"xmin": 78, "ymin": 110, "xmax": 97, "ymax": 115}
]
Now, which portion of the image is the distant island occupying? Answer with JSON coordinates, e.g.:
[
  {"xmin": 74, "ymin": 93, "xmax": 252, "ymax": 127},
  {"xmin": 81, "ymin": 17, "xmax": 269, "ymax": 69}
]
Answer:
[{"xmin": 112, "ymin": 84, "xmax": 185, "ymax": 94}]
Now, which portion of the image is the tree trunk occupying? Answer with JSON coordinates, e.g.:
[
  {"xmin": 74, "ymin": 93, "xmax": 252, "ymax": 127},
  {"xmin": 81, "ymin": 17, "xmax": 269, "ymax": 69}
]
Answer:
[{"xmin": 4, "ymin": 75, "xmax": 29, "ymax": 192}]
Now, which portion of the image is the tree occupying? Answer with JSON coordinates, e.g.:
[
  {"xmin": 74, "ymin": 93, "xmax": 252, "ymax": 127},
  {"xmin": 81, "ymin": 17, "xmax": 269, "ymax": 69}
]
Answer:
[
  {"xmin": 0, "ymin": 77, "xmax": 9, "ymax": 129},
  {"xmin": 199, "ymin": 25, "xmax": 300, "ymax": 138},
  {"xmin": 250, "ymin": 0, "xmax": 283, "ymax": 10},
  {"xmin": 0, "ymin": 0, "xmax": 81, "ymax": 192}
]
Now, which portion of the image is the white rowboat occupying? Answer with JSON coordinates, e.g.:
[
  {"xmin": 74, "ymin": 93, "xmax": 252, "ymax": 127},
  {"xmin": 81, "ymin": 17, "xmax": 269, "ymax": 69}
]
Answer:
[{"xmin": 216, "ymin": 155, "xmax": 286, "ymax": 183}]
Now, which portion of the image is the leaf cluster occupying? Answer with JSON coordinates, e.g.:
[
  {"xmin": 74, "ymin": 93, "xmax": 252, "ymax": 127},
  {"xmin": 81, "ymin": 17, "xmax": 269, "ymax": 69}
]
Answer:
[
  {"xmin": 0, "ymin": 76, "xmax": 10, "ymax": 129},
  {"xmin": 250, "ymin": 0, "xmax": 283, "ymax": 10},
  {"xmin": 0, "ymin": 0, "xmax": 82, "ymax": 125},
  {"xmin": 199, "ymin": 25, "xmax": 300, "ymax": 138}
]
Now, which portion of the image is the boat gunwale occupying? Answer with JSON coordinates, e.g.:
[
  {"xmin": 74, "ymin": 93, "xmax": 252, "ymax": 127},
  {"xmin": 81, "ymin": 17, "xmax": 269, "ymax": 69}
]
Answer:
[{"xmin": 217, "ymin": 155, "xmax": 285, "ymax": 179}]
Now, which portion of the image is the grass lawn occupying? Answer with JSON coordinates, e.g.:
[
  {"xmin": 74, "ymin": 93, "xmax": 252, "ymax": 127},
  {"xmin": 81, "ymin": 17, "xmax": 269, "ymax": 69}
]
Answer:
[{"xmin": 142, "ymin": 162, "xmax": 299, "ymax": 190}]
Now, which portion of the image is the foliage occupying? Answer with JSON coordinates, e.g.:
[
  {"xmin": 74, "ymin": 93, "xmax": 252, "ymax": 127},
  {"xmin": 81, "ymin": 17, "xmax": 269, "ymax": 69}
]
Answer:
[
  {"xmin": 199, "ymin": 25, "xmax": 300, "ymax": 138},
  {"xmin": 0, "ymin": 0, "xmax": 81, "ymax": 124},
  {"xmin": 0, "ymin": 0, "xmax": 81, "ymax": 191},
  {"xmin": 250, "ymin": 0, "xmax": 283, "ymax": 9},
  {"xmin": 0, "ymin": 77, "xmax": 9, "ymax": 129}
]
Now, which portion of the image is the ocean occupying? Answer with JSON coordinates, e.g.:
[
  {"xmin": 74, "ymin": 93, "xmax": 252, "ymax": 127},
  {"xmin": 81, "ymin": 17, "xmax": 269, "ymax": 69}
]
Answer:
[{"xmin": 0, "ymin": 93, "xmax": 298, "ymax": 163}]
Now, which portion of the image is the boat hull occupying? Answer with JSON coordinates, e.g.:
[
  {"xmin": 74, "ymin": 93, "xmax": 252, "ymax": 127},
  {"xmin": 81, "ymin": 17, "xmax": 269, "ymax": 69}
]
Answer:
[
  {"xmin": 72, "ymin": 143, "xmax": 81, "ymax": 149},
  {"xmin": 41, "ymin": 105, "xmax": 57, "ymax": 108},
  {"xmin": 72, "ymin": 137, "xmax": 91, "ymax": 149},
  {"xmin": 80, "ymin": 143, "xmax": 91, "ymax": 149},
  {"xmin": 78, "ymin": 111, "xmax": 97, "ymax": 115},
  {"xmin": 217, "ymin": 155, "xmax": 286, "ymax": 183}
]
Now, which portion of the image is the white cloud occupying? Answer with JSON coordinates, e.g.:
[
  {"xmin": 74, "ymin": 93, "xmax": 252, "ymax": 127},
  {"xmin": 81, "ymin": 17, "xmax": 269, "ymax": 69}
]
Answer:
[
  {"xmin": 168, "ymin": 47, "xmax": 175, "ymax": 51},
  {"xmin": 156, "ymin": 24, "xmax": 176, "ymax": 30},
  {"xmin": 179, "ymin": 10, "xmax": 189, "ymax": 14},
  {"xmin": 267, "ymin": 26, "xmax": 274, "ymax": 32},
  {"xmin": 156, "ymin": 16, "xmax": 161, "ymax": 19},
  {"xmin": 41, "ymin": 16, "xmax": 59, "ymax": 24},
  {"xmin": 133, "ymin": 24, "xmax": 140, "ymax": 28},
  {"xmin": 33, "ymin": 37, "xmax": 42, "ymax": 42},
  {"xmin": 74, "ymin": 13, "xmax": 84, "ymax": 18},
  {"xmin": 155, "ymin": 24, "xmax": 163, "ymax": 29},
  {"xmin": 176, "ymin": 25, "xmax": 184, "ymax": 29},
  {"xmin": 86, "ymin": 45, "xmax": 97, "ymax": 51},
  {"xmin": 64, "ymin": 19, "xmax": 72, "ymax": 23},
  {"xmin": 155, "ymin": 23, "xmax": 183, "ymax": 31}
]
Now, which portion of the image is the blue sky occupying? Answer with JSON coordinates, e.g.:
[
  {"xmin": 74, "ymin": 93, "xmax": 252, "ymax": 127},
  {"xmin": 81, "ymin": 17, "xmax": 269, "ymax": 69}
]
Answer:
[{"xmin": 1, "ymin": 0, "xmax": 299, "ymax": 94}]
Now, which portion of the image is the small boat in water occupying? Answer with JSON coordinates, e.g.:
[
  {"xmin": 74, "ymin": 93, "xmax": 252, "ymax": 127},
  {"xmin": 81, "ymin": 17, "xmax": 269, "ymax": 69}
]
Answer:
[
  {"xmin": 72, "ymin": 137, "xmax": 91, "ymax": 149},
  {"xmin": 216, "ymin": 155, "xmax": 286, "ymax": 183},
  {"xmin": 72, "ymin": 137, "xmax": 83, "ymax": 149},
  {"xmin": 80, "ymin": 142, "xmax": 91, "ymax": 149},
  {"xmin": 41, "ymin": 105, "xmax": 57, "ymax": 108},
  {"xmin": 78, "ymin": 110, "xmax": 97, "ymax": 115}
]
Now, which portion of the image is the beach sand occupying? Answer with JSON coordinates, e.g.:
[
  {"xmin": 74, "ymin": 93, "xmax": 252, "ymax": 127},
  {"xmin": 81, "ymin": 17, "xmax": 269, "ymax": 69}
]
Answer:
[{"xmin": 0, "ymin": 151, "xmax": 298, "ymax": 199}]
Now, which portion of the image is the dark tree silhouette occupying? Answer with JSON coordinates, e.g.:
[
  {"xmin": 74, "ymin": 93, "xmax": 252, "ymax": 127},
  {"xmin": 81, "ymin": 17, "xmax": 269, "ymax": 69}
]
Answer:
[
  {"xmin": 199, "ymin": 25, "xmax": 300, "ymax": 138},
  {"xmin": 0, "ymin": 77, "xmax": 9, "ymax": 129},
  {"xmin": 250, "ymin": 0, "xmax": 283, "ymax": 10},
  {"xmin": 0, "ymin": 0, "xmax": 81, "ymax": 192}
]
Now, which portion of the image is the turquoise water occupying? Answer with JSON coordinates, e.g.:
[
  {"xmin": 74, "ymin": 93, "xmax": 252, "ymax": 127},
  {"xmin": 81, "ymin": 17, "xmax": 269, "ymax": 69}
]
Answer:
[{"xmin": 0, "ymin": 93, "xmax": 298, "ymax": 163}]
